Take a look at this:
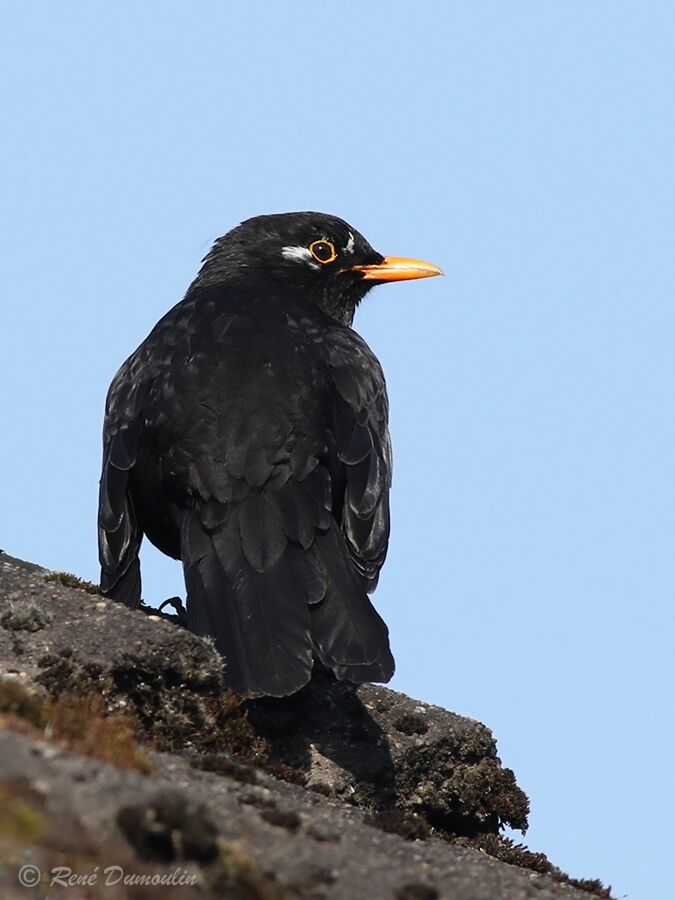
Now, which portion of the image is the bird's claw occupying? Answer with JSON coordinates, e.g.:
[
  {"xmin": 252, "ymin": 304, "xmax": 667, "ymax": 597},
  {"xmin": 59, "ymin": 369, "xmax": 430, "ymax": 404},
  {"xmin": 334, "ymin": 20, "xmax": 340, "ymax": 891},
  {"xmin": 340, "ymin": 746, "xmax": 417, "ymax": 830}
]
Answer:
[
  {"xmin": 158, "ymin": 595, "xmax": 187, "ymax": 625},
  {"xmin": 139, "ymin": 596, "xmax": 187, "ymax": 627}
]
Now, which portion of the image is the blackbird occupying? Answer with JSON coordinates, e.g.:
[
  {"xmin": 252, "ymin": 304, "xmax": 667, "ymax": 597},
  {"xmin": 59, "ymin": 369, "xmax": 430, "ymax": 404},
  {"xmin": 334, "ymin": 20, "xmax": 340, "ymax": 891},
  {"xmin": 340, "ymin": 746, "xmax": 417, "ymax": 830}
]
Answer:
[{"xmin": 98, "ymin": 212, "xmax": 442, "ymax": 696}]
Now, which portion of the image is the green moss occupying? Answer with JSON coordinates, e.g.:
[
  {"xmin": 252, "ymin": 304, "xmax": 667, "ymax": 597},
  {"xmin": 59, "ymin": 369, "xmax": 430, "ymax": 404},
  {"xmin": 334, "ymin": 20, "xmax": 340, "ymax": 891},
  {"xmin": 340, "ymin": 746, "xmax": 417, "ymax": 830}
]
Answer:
[
  {"xmin": 45, "ymin": 571, "xmax": 101, "ymax": 595},
  {"xmin": 0, "ymin": 782, "xmax": 46, "ymax": 843},
  {"xmin": 36, "ymin": 651, "xmax": 97, "ymax": 695},
  {"xmin": 454, "ymin": 834, "xmax": 612, "ymax": 898},
  {"xmin": 1, "ymin": 604, "xmax": 52, "ymax": 632},
  {"xmin": 0, "ymin": 678, "xmax": 48, "ymax": 728},
  {"xmin": 365, "ymin": 808, "xmax": 430, "ymax": 841},
  {"xmin": 147, "ymin": 688, "xmax": 270, "ymax": 761}
]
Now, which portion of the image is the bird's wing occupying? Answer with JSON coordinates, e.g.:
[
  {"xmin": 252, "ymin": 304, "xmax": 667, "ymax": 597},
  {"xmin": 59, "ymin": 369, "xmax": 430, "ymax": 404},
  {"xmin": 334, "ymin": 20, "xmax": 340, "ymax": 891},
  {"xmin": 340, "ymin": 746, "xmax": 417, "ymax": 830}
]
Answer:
[
  {"xmin": 98, "ymin": 343, "xmax": 154, "ymax": 607},
  {"xmin": 325, "ymin": 327, "xmax": 392, "ymax": 592},
  {"xmin": 99, "ymin": 290, "xmax": 394, "ymax": 694}
]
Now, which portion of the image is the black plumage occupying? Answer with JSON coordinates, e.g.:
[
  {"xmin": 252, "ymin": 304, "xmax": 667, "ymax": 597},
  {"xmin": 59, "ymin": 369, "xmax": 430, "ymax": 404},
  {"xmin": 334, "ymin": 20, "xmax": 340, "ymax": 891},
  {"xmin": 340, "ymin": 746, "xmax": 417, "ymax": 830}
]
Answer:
[{"xmin": 98, "ymin": 212, "xmax": 441, "ymax": 696}]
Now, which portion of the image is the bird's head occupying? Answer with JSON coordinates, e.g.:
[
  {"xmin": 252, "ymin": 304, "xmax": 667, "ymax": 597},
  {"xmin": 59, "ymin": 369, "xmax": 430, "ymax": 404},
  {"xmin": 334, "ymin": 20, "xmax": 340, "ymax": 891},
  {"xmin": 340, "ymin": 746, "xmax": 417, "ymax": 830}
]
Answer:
[{"xmin": 192, "ymin": 211, "xmax": 443, "ymax": 325}]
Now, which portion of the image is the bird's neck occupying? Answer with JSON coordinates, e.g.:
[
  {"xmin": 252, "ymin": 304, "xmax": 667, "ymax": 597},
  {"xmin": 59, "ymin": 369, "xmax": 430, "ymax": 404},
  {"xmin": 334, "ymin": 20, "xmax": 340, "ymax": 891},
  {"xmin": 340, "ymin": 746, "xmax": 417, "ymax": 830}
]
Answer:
[{"xmin": 187, "ymin": 269, "xmax": 359, "ymax": 328}]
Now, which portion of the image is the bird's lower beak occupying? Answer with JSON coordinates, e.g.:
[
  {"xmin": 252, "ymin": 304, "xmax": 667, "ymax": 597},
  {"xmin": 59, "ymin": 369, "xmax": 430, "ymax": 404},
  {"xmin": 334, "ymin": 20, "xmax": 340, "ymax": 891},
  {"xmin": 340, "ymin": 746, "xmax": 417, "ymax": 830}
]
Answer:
[{"xmin": 353, "ymin": 256, "xmax": 444, "ymax": 282}]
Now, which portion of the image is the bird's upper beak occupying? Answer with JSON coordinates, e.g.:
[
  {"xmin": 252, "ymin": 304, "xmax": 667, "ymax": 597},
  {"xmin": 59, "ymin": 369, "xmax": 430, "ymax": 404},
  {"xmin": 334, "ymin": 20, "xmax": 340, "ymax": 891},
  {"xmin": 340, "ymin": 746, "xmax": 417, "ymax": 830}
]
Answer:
[{"xmin": 352, "ymin": 256, "xmax": 444, "ymax": 283}]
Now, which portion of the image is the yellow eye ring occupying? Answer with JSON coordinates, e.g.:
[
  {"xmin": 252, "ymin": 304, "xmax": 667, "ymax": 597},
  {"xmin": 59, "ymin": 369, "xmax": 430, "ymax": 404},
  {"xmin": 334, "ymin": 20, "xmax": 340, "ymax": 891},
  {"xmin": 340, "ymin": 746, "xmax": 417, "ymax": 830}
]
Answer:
[{"xmin": 309, "ymin": 239, "xmax": 337, "ymax": 264}]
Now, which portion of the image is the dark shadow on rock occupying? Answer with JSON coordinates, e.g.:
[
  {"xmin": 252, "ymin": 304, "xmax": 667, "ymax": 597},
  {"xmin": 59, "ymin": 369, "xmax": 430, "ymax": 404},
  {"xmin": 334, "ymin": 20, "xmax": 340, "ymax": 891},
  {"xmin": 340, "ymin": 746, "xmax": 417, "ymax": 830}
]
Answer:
[{"xmin": 247, "ymin": 665, "xmax": 397, "ymax": 806}]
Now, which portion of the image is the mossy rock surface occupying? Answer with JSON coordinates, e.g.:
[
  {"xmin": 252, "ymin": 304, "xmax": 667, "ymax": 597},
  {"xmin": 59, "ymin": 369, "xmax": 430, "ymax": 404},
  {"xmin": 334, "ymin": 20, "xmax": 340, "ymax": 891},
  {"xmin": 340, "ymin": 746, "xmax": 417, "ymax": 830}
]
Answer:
[{"xmin": 0, "ymin": 552, "xmax": 611, "ymax": 899}]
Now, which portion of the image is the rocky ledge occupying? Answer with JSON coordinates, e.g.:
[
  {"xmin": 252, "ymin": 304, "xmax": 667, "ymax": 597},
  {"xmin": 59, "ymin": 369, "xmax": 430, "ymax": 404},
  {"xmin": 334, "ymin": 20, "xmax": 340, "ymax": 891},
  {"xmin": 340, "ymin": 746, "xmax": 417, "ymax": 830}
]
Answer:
[{"xmin": 0, "ymin": 552, "xmax": 610, "ymax": 899}]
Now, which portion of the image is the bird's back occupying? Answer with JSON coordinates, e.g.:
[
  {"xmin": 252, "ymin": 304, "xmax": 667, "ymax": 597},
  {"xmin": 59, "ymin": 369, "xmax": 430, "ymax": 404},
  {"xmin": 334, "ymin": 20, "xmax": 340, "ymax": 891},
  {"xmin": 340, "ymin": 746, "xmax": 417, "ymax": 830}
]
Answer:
[{"xmin": 99, "ymin": 281, "xmax": 394, "ymax": 695}]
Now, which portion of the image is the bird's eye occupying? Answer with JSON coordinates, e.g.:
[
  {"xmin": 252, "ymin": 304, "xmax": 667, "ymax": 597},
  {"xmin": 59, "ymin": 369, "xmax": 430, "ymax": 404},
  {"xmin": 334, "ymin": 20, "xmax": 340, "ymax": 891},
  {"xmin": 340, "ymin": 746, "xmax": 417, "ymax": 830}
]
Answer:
[{"xmin": 309, "ymin": 239, "xmax": 337, "ymax": 264}]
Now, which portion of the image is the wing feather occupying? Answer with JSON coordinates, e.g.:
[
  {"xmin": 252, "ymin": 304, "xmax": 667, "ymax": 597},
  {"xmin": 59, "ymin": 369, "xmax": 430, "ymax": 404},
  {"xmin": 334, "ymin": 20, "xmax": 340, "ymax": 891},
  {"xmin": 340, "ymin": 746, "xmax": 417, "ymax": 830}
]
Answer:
[{"xmin": 327, "ymin": 332, "xmax": 392, "ymax": 592}]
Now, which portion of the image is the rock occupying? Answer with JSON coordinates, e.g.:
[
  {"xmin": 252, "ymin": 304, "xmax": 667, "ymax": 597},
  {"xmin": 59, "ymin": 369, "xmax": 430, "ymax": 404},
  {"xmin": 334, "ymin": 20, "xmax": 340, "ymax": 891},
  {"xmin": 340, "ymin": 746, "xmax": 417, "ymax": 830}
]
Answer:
[{"xmin": 0, "ymin": 552, "xmax": 611, "ymax": 899}]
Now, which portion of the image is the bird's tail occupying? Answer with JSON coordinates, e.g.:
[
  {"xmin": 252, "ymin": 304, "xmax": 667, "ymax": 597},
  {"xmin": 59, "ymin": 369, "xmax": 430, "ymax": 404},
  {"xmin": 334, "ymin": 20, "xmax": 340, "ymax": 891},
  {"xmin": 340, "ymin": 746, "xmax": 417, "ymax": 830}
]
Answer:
[
  {"xmin": 181, "ymin": 510, "xmax": 394, "ymax": 697},
  {"xmin": 309, "ymin": 524, "xmax": 394, "ymax": 684}
]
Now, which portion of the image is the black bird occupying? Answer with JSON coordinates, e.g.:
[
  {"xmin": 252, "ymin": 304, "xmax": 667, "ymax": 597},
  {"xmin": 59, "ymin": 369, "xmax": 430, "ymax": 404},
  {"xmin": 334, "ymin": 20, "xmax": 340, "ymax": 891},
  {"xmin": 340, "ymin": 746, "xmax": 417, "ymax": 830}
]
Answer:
[{"xmin": 98, "ymin": 212, "xmax": 442, "ymax": 696}]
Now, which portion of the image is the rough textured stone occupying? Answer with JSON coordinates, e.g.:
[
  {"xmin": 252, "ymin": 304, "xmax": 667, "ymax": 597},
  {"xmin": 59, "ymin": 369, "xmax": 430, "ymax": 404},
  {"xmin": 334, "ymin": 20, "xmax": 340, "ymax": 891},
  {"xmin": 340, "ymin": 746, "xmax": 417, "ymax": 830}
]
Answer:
[{"xmin": 0, "ymin": 551, "xmax": 611, "ymax": 899}]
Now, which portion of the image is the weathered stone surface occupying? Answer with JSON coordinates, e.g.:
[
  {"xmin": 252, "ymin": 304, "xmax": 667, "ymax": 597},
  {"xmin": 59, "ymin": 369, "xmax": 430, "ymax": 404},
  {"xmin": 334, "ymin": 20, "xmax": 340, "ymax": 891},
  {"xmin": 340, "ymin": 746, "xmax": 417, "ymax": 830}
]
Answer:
[{"xmin": 0, "ymin": 552, "xmax": 610, "ymax": 899}]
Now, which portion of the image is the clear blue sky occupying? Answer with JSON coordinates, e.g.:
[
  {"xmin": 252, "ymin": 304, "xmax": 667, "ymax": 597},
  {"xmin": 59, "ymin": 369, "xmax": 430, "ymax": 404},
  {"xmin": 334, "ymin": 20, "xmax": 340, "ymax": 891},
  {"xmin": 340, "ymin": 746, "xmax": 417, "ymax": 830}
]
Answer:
[{"xmin": 2, "ymin": 3, "xmax": 673, "ymax": 897}]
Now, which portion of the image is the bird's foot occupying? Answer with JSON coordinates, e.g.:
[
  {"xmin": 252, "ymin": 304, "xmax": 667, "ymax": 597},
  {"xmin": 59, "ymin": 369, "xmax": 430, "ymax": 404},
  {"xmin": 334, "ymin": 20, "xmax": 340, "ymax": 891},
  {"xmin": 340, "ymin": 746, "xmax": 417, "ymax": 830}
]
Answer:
[
  {"xmin": 139, "ymin": 596, "xmax": 187, "ymax": 627},
  {"xmin": 158, "ymin": 596, "xmax": 187, "ymax": 626}
]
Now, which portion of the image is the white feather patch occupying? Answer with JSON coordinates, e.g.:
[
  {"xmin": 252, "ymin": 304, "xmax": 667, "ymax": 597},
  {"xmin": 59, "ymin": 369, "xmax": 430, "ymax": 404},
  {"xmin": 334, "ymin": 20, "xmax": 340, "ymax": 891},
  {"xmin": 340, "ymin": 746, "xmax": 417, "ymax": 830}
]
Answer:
[
  {"xmin": 345, "ymin": 231, "xmax": 355, "ymax": 254},
  {"xmin": 281, "ymin": 245, "xmax": 319, "ymax": 268}
]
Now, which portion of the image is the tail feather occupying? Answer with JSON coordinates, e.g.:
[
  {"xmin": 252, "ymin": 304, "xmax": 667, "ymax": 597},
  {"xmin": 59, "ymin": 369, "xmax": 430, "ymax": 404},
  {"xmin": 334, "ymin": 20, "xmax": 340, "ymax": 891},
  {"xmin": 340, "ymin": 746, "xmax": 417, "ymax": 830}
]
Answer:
[
  {"xmin": 181, "ymin": 512, "xmax": 314, "ymax": 696},
  {"xmin": 180, "ymin": 510, "xmax": 393, "ymax": 695},
  {"xmin": 310, "ymin": 524, "xmax": 394, "ymax": 683}
]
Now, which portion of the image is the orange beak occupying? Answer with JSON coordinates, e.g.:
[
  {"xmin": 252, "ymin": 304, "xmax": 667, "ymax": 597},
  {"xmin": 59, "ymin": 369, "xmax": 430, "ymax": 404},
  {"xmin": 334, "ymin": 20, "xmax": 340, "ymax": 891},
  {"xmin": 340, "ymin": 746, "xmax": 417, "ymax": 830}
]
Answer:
[{"xmin": 353, "ymin": 256, "xmax": 444, "ymax": 283}]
